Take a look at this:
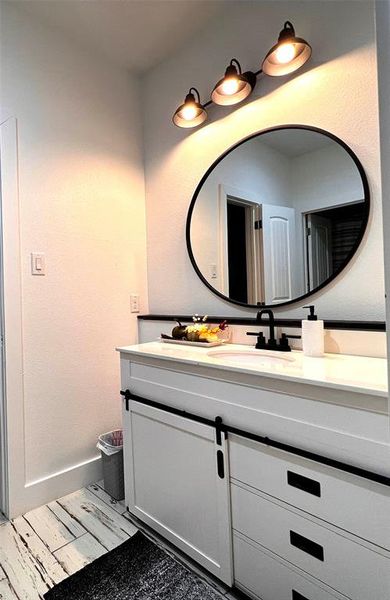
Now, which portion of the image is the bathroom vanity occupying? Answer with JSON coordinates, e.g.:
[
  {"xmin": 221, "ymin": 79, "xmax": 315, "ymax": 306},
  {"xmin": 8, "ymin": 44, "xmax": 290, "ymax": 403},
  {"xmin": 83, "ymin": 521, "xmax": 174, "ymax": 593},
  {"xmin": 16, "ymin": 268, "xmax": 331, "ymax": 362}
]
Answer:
[
  {"xmin": 116, "ymin": 94, "xmax": 390, "ymax": 600},
  {"xmin": 118, "ymin": 342, "xmax": 390, "ymax": 600}
]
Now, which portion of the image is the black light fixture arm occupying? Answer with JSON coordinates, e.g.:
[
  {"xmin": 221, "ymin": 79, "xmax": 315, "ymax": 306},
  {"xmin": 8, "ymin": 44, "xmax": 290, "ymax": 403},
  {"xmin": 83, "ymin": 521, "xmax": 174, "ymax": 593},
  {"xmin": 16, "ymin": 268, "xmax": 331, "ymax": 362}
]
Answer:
[
  {"xmin": 229, "ymin": 58, "xmax": 242, "ymax": 73},
  {"xmin": 173, "ymin": 20, "xmax": 311, "ymax": 127},
  {"xmin": 281, "ymin": 21, "xmax": 295, "ymax": 38},
  {"xmin": 188, "ymin": 87, "xmax": 201, "ymax": 103}
]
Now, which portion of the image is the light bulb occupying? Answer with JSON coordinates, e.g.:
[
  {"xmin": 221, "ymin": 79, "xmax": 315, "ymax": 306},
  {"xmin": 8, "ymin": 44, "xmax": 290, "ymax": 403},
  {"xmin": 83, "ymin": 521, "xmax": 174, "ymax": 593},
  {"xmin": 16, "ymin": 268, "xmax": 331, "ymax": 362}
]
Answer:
[
  {"xmin": 173, "ymin": 88, "xmax": 207, "ymax": 128},
  {"xmin": 275, "ymin": 43, "xmax": 296, "ymax": 64},
  {"xmin": 262, "ymin": 21, "xmax": 312, "ymax": 76},
  {"xmin": 181, "ymin": 104, "xmax": 197, "ymax": 121},
  {"xmin": 221, "ymin": 77, "xmax": 240, "ymax": 96}
]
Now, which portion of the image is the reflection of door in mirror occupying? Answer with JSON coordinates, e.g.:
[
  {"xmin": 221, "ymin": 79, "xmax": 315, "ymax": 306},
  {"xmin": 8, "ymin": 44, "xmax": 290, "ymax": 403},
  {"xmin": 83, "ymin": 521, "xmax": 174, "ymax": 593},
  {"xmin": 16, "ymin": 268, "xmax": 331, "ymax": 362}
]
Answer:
[
  {"xmin": 223, "ymin": 191, "xmax": 296, "ymax": 305},
  {"xmin": 225, "ymin": 195, "xmax": 263, "ymax": 304},
  {"xmin": 305, "ymin": 202, "xmax": 366, "ymax": 291},
  {"xmin": 306, "ymin": 213, "xmax": 332, "ymax": 290},
  {"xmin": 227, "ymin": 200, "xmax": 250, "ymax": 304},
  {"xmin": 262, "ymin": 204, "xmax": 296, "ymax": 304}
]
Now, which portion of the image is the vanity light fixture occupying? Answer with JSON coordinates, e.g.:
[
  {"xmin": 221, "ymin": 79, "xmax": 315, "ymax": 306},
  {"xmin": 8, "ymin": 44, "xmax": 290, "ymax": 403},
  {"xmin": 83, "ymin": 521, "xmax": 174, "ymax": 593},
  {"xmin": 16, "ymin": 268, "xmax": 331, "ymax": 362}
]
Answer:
[
  {"xmin": 262, "ymin": 21, "xmax": 312, "ymax": 76},
  {"xmin": 173, "ymin": 21, "xmax": 311, "ymax": 128},
  {"xmin": 211, "ymin": 59, "xmax": 256, "ymax": 106},
  {"xmin": 172, "ymin": 87, "xmax": 208, "ymax": 128}
]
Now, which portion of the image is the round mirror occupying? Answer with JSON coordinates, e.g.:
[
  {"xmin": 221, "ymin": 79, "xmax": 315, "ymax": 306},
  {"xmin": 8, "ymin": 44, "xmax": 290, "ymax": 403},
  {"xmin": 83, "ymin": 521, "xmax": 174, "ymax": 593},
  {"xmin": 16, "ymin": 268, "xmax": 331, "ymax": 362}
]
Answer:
[{"xmin": 186, "ymin": 125, "xmax": 369, "ymax": 308}]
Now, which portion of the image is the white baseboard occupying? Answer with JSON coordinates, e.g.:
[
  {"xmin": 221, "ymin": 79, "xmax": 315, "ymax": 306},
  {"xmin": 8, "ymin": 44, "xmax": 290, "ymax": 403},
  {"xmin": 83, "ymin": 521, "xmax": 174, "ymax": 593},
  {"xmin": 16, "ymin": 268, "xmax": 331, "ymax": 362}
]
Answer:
[{"xmin": 9, "ymin": 454, "xmax": 103, "ymax": 518}]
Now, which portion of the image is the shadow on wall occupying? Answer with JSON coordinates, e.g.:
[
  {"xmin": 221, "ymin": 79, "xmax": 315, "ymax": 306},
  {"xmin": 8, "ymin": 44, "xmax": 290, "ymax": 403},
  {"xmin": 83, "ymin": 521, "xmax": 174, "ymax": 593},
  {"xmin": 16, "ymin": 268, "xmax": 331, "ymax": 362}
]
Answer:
[{"xmin": 162, "ymin": 44, "xmax": 374, "ymax": 181}]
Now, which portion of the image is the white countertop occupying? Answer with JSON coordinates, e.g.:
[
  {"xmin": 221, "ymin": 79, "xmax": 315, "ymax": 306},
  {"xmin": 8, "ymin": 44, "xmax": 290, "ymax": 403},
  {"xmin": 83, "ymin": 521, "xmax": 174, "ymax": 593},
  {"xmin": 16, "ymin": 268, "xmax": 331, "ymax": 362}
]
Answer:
[{"xmin": 117, "ymin": 342, "xmax": 388, "ymax": 398}]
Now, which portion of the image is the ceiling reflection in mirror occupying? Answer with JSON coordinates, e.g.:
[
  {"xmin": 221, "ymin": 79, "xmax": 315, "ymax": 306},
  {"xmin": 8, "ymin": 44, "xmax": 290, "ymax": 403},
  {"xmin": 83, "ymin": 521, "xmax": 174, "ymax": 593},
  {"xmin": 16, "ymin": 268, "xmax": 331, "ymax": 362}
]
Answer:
[{"xmin": 187, "ymin": 127, "xmax": 369, "ymax": 307}]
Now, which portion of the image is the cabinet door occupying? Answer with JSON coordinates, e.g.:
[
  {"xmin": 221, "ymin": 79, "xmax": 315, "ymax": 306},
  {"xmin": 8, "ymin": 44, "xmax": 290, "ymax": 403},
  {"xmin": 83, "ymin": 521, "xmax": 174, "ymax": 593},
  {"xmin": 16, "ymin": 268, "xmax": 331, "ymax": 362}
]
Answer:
[{"xmin": 123, "ymin": 400, "xmax": 233, "ymax": 585}]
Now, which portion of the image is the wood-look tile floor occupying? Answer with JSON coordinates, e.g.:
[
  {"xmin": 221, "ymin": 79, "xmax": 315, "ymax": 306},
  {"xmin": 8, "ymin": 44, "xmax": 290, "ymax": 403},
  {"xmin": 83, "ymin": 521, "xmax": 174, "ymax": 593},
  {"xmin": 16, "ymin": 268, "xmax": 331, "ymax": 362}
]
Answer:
[
  {"xmin": 0, "ymin": 482, "xmax": 137, "ymax": 600},
  {"xmin": 0, "ymin": 483, "xmax": 244, "ymax": 600}
]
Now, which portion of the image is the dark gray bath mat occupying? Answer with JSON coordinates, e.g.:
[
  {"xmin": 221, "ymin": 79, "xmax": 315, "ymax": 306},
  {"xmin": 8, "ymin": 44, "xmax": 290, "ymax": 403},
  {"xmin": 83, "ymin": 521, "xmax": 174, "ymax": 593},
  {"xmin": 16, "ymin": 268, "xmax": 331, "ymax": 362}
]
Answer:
[{"xmin": 44, "ymin": 531, "xmax": 226, "ymax": 600}]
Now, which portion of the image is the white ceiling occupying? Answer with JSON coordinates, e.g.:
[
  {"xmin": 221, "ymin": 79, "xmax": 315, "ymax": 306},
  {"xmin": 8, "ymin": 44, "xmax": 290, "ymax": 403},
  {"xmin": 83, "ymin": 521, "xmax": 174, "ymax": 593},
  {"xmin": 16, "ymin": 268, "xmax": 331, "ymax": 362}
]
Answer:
[
  {"xmin": 20, "ymin": 0, "xmax": 227, "ymax": 74},
  {"xmin": 259, "ymin": 129, "xmax": 333, "ymax": 158}
]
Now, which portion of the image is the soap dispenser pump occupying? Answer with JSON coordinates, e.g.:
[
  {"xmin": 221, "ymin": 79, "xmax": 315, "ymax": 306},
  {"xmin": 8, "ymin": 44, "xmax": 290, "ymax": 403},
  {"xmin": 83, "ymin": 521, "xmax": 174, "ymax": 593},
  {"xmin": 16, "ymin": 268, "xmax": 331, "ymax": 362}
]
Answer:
[{"xmin": 302, "ymin": 305, "xmax": 324, "ymax": 357}]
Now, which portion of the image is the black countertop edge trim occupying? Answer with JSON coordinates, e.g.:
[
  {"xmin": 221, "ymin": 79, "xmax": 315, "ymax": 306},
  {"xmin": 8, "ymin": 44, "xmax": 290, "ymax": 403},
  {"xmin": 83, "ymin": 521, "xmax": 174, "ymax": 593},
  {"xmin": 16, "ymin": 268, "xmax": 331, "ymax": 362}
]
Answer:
[
  {"xmin": 126, "ymin": 390, "xmax": 390, "ymax": 488},
  {"xmin": 137, "ymin": 314, "xmax": 386, "ymax": 332}
]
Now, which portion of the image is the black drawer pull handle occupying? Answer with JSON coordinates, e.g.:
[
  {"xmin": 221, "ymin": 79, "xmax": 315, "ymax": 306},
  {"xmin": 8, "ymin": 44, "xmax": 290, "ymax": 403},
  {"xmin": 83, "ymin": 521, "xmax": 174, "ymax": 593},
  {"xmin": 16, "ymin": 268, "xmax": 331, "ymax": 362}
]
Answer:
[
  {"xmin": 287, "ymin": 471, "xmax": 321, "ymax": 497},
  {"xmin": 217, "ymin": 450, "xmax": 225, "ymax": 479},
  {"xmin": 290, "ymin": 530, "xmax": 324, "ymax": 561},
  {"xmin": 292, "ymin": 591, "xmax": 310, "ymax": 600}
]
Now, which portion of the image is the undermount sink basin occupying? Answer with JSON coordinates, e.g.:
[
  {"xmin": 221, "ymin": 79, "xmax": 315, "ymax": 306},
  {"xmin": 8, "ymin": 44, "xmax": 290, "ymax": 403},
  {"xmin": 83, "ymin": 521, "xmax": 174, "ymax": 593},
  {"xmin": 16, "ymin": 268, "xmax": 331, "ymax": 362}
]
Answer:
[{"xmin": 207, "ymin": 349, "xmax": 296, "ymax": 367}]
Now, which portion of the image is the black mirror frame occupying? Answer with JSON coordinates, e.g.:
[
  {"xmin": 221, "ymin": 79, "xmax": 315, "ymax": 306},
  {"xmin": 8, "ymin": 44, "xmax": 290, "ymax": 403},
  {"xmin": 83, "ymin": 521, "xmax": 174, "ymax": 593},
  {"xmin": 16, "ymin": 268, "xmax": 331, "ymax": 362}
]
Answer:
[{"xmin": 186, "ymin": 124, "xmax": 370, "ymax": 309}]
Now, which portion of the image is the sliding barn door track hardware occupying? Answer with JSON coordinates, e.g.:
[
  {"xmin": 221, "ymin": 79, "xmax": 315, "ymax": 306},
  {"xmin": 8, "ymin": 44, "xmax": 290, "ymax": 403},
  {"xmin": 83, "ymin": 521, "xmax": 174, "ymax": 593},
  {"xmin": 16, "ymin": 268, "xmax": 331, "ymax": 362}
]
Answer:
[
  {"xmin": 120, "ymin": 389, "xmax": 390, "ymax": 488},
  {"xmin": 120, "ymin": 389, "xmax": 131, "ymax": 411}
]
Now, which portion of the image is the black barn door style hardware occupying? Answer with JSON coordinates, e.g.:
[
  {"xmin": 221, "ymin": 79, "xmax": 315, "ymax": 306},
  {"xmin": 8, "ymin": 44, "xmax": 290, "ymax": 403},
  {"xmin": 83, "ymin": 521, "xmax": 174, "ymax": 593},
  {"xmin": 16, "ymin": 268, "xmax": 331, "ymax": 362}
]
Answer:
[
  {"xmin": 292, "ymin": 591, "xmax": 310, "ymax": 600},
  {"xmin": 215, "ymin": 416, "xmax": 224, "ymax": 445},
  {"xmin": 215, "ymin": 417, "xmax": 226, "ymax": 478},
  {"xmin": 216, "ymin": 450, "xmax": 225, "ymax": 479},
  {"xmin": 290, "ymin": 530, "xmax": 324, "ymax": 562},
  {"xmin": 120, "ymin": 389, "xmax": 131, "ymax": 411},
  {"xmin": 120, "ymin": 389, "xmax": 390, "ymax": 488},
  {"xmin": 287, "ymin": 471, "xmax": 321, "ymax": 497}
]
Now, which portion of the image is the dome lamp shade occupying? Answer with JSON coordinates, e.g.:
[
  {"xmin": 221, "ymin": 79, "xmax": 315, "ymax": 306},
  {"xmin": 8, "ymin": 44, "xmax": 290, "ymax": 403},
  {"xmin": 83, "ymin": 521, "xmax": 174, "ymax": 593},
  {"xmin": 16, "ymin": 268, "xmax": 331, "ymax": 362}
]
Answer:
[
  {"xmin": 262, "ymin": 21, "xmax": 312, "ymax": 76},
  {"xmin": 211, "ymin": 59, "xmax": 256, "ymax": 106},
  {"xmin": 172, "ymin": 88, "xmax": 207, "ymax": 128}
]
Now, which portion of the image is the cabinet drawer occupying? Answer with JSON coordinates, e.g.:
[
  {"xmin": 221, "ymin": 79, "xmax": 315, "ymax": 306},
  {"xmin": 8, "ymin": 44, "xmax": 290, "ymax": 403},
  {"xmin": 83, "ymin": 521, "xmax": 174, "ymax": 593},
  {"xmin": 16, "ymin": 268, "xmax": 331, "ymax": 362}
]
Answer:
[
  {"xmin": 233, "ymin": 534, "xmax": 344, "ymax": 600},
  {"xmin": 231, "ymin": 483, "xmax": 390, "ymax": 600},
  {"xmin": 229, "ymin": 435, "xmax": 390, "ymax": 549}
]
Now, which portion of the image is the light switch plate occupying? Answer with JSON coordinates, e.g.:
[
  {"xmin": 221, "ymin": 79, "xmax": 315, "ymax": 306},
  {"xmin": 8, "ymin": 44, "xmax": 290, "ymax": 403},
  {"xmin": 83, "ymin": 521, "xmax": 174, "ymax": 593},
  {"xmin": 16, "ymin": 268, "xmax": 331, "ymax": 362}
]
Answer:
[
  {"xmin": 210, "ymin": 263, "xmax": 217, "ymax": 279},
  {"xmin": 130, "ymin": 294, "xmax": 140, "ymax": 313},
  {"xmin": 31, "ymin": 252, "xmax": 46, "ymax": 275}
]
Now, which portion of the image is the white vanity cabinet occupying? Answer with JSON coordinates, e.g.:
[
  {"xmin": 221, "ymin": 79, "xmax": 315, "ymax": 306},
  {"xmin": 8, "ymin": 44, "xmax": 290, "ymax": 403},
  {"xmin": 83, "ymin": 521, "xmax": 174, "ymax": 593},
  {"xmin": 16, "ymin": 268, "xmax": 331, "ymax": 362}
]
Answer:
[
  {"xmin": 230, "ymin": 435, "xmax": 390, "ymax": 600},
  {"xmin": 118, "ymin": 344, "xmax": 390, "ymax": 600},
  {"xmin": 229, "ymin": 435, "xmax": 390, "ymax": 550},
  {"xmin": 122, "ymin": 398, "xmax": 233, "ymax": 585},
  {"xmin": 232, "ymin": 534, "xmax": 345, "ymax": 600}
]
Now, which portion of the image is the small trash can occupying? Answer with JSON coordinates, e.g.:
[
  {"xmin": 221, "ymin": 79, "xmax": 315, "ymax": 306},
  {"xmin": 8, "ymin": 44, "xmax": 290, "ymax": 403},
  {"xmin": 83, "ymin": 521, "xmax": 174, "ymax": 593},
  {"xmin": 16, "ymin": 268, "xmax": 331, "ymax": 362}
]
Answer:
[{"xmin": 97, "ymin": 429, "xmax": 124, "ymax": 500}]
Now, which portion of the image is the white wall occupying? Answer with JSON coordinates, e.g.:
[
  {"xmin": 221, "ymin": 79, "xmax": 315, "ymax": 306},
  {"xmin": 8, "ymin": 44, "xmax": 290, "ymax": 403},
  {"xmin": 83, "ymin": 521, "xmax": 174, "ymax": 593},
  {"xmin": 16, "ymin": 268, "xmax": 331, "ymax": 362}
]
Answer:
[
  {"xmin": 191, "ymin": 137, "xmax": 291, "ymax": 290},
  {"xmin": 1, "ymin": 3, "xmax": 148, "ymax": 516},
  {"xmin": 375, "ymin": 0, "xmax": 390, "ymax": 427},
  {"xmin": 291, "ymin": 144, "xmax": 365, "ymax": 213},
  {"xmin": 142, "ymin": 0, "xmax": 385, "ymax": 321},
  {"xmin": 291, "ymin": 142, "xmax": 366, "ymax": 292}
]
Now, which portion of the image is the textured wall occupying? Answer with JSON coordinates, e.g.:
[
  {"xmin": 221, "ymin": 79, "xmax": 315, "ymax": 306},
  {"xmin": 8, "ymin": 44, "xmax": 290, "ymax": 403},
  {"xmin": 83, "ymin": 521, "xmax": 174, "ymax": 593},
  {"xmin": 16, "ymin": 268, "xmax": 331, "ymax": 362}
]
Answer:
[
  {"xmin": 376, "ymin": 1, "xmax": 390, "ymax": 378},
  {"xmin": 142, "ymin": 0, "xmax": 385, "ymax": 321},
  {"xmin": 1, "ymin": 3, "xmax": 148, "ymax": 513}
]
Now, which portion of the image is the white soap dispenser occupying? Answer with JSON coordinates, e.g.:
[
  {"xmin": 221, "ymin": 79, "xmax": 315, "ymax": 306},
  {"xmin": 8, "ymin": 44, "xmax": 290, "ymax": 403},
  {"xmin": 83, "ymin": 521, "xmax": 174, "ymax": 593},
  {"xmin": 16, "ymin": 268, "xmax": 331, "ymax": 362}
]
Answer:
[{"xmin": 302, "ymin": 305, "xmax": 324, "ymax": 357}]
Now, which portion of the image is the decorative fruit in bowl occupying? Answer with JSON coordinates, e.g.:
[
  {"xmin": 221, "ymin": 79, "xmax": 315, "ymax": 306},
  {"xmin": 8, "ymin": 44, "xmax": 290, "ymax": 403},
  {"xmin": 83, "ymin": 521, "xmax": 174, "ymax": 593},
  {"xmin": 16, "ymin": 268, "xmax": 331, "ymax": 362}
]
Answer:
[
  {"xmin": 169, "ymin": 315, "xmax": 229, "ymax": 343},
  {"xmin": 186, "ymin": 330, "xmax": 200, "ymax": 342},
  {"xmin": 171, "ymin": 320, "xmax": 187, "ymax": 339},
  {"xmin": 185, "ymin": 320, "xmax": 208, "ymax": 342}
]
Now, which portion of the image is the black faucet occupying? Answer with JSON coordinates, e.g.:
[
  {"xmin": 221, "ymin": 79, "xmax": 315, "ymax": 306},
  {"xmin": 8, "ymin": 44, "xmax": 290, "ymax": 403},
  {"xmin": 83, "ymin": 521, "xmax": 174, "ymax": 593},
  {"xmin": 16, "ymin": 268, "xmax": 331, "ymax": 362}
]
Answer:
[
  {"xmin": 257, "ymin": 310, "xmax": 277, "ymax": 348},
  {"xmin": 246, "ymin": 309, "xmax": 300, "ymax": 352}
]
